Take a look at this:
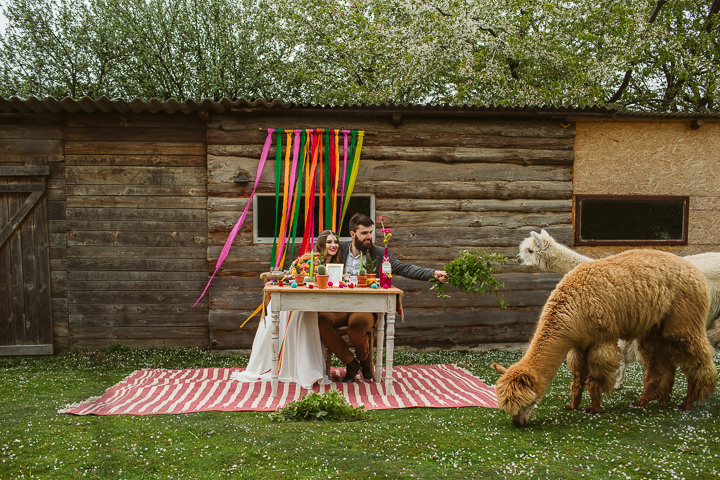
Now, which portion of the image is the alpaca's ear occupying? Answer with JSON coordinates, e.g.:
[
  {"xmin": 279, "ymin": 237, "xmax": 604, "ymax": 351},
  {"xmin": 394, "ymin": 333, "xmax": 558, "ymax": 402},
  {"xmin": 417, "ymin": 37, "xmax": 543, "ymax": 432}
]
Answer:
[
  {"xmin": 491, "ymin": 363, "xmax": 508, "ymax": 374},
  {"xmin": 530, "ymin": 231, "xmax": 545, "ymax": 249},
  {"xmin": 515, "ymin": 372, "xmax": 534, "ymax": 390},
  {"xmin": 540, "ymin": 229, "xmax": 550, "ymax": 237}
]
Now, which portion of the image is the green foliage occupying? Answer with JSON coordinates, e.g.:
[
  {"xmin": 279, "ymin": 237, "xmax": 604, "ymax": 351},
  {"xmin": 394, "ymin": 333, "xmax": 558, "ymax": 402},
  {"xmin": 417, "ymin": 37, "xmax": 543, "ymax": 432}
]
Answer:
[
  {"xmin": 270, "ymin": 389, "xmax": 368, "ymax": 422},
  {"xmin": 1, "ymin": 0, "xmax": 718, "ymax": 111},
  {"xmin": 364, "ymin": 254, "xmax": 379, "ymax": 274},
  {"xmin": 430, "ymin": 249, "xmax": 509, "ymax": 307}
]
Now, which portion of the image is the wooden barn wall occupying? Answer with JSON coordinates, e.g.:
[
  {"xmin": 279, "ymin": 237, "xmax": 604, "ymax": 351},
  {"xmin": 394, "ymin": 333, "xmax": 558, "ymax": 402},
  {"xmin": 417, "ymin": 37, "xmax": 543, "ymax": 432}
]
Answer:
[
  {"xmin": 63, "ymin": 113, "xmax": 209, "ymax": 349},
  {"xmin": 574, "ymin": 119, "xmax": 720, "ymax": 259},
  {"xmin": 0, "ymin": 115, "xmax": 67, "ymax": 349},
  {"xmin": 207, "ymin": 113, "xmax": 574, "ymax": 349}
]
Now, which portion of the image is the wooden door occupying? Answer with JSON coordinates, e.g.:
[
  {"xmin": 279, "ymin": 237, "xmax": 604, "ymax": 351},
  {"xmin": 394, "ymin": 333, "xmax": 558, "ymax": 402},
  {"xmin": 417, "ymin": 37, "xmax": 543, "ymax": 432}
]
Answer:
[{"xmin": 0, "ymin": 162, "xmax": 53, "ymax": 355}]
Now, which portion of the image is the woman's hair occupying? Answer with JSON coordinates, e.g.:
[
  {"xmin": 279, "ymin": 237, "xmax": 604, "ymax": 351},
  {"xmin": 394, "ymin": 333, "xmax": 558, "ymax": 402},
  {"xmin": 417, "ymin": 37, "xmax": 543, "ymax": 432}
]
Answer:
[{"xmin": 315, "ymin": 230, "xmax": 341, "ymax": 263}]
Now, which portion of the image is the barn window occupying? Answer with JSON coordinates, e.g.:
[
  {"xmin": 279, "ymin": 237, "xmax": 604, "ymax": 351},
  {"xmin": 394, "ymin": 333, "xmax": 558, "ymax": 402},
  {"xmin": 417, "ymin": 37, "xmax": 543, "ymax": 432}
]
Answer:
[
  {"xmin": 253, "ymin": 194, "xmax": 375, "ymax": 243},
  {"xmin": 574, "ymin": 195, "xmax": 689, "ymax": 246}
]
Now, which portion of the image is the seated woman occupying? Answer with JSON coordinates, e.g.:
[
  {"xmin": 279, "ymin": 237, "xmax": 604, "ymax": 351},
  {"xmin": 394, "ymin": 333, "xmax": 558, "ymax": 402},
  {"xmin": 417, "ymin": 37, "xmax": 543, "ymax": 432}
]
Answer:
[{"xmin": 231, "ymin": 230, "xmax": 341, "ymax": 389}]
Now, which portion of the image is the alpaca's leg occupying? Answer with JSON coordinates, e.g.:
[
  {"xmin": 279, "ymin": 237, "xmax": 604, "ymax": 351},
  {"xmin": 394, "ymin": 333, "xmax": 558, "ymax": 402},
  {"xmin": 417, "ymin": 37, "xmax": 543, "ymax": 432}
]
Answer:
[
  {"xmin": 585, "ymin": 342, "xmax": 619, "ymax": 414},
  {"xmin": 633, "ymin": 336, "xmax": 666, "ymax": 408},
  {"xmin": 675, "ymin": 337, "xmax": 717, "ymax": 410},
  {"xmin": 614, "ymin": 340, "xmax": 629, "ymax": 390},
  {"xmin": 565, "ymin": 348, "xmax": 587, "ymax": 411}
]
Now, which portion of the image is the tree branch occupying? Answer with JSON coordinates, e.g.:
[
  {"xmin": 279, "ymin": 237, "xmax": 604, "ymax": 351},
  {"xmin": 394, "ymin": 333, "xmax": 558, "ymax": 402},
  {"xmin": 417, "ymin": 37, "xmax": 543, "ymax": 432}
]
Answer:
[{"xmin": 607, "ymin": 0, "xmax": 669, "ymax": 104}]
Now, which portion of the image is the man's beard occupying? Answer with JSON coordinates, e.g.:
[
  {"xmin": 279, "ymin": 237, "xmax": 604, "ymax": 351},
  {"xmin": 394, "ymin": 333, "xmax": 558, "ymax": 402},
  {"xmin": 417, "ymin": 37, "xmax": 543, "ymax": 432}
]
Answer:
[{"xmin": 353, "ymin": 236, "xmax": 372, "ymax": 253}]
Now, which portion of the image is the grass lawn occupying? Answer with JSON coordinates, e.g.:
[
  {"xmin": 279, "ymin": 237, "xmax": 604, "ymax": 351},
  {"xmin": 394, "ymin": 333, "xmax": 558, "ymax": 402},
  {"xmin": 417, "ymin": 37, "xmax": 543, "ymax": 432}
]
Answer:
[{"xmin": 1, "ymin": 346, "xmax": 720, "ymax": 479}]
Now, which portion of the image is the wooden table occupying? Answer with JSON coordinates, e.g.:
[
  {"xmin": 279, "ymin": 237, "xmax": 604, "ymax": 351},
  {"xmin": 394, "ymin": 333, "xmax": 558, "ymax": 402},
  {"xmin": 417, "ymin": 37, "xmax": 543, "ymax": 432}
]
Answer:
[{"xmin": 263, "ymin": 284, "xmax": 403, "ymax": 396}]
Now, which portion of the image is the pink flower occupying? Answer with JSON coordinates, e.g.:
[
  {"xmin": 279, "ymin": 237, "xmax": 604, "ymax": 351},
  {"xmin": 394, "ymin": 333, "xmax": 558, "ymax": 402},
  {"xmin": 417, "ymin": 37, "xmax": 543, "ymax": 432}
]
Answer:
[
  {"xmin": 381, "ymin": 228, "xmax": 391, "ymax": 233},
  {"xmin": 376, "ymin": 216, "xmax": 387, "ymax": 223}
]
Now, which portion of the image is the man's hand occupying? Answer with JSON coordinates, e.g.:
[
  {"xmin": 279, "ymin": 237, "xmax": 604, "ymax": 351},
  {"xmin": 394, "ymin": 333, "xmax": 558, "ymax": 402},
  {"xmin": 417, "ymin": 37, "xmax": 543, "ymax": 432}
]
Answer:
[{"xmin": 433, "ymin": 270, "xmax": 448, "ymax": 283}]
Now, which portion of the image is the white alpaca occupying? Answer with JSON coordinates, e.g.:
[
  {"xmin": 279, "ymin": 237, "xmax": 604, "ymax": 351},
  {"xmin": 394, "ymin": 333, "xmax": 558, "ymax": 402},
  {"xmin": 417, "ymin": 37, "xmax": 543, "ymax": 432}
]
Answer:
[{"xmin": 518, "ymin": 229, "xmax": 720, "ymax": 389}]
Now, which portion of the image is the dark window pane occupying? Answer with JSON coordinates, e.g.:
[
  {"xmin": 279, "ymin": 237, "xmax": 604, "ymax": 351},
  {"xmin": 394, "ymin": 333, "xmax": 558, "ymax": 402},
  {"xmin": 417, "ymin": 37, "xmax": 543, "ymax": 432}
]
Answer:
[
  {"xmin": 256, "ymin": 195, "xmax": 372, "ymax": 239},
  {"xmin": 579, "ymin": 198, "xmax": 686, "ymax": 241}
]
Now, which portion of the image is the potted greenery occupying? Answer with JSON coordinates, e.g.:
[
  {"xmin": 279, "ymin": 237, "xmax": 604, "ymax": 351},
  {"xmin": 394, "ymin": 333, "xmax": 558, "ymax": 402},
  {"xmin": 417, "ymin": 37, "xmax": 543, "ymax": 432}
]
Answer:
[
  {"xmin": 365, "ymin": 254, "xmax": 379, "ymax": 282},
  {"xmin": 316, "ymin": 264, "xmax": 329, "ymax": 289},
  {"xmin": 429, "ymin": 249, "xmax": 509, "ymax": 307}
]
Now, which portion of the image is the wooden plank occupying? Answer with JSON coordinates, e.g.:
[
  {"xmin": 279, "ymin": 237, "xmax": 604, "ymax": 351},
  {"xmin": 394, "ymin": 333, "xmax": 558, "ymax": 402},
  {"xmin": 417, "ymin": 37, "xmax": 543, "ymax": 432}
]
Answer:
[
  {"xmin": 395, "ymin": 324, "xmax": 537, "ymax": 346},
  {"xmin": 69, "ymin": 313, "xmax": 208, "ymax": 327},
  {"xmin": 69, "ymin": 302, "xmax": 208, "ymax": 315},
  {"xmin": 69, "ymin": 270, "xmax": 209, "ymax": 281},
  {"xmin": 66, "ymin": 207, "xmax": 206, "ymax": 222},
  {"xmin": 66, "ymin": 196, "xmax": 206, "ymax": 209},
  {"xmin": 68, "ymin": 257, "xmax": 207, "ymax": 272},
  {"xmin": 209, "ymin": 144, "xmax": 574, "ymax": 165},
  {"xmin": 7, "ymin": 192, "xmax": 24, "ymax": 345},
  {"xmin": 69, "ymin": 290, "xmax": 205, "ymax": 306},
  {"xmin": 67, "ymin": 184, "xmax": 207, "ymax": 197},
  {"xmin": 64, "ymin": 126, "xmax": 206, "ymax": 143},
  {"xmin": 69, "ymin": 337, "xmax": 209, "ymax": 350},
  {"xmin": 65, "ymin": 113, "xmax": 204, "ymax": 128},
  {"xmin": 0, "ymin": 124, "xmax": 62, "ymax": 139},
  {"xmin": 373, "ymin": 211, "xmax": 570, "ymax": 229},
  {"xmin": 0, "ymin": 345, "xmax": 53, "ymax": 355},
  {"xmin": 67, "ymin": 231, "xmax": 206, "ymax": 248},
  {"xmin": 65, "ymin": 220, "xmax": 207, "ymax": 232},
  {"xmin": 0, "ymin": 180, "xmax": 12, "ymax": 344},
  {"xmin": 32, "ymin": 194, "xmax": 53, "ymax": 345},
  {"xmin": 376, "ymin": 198, "xmax": 571, "ymax": 212},
  {"xmin": 21, "ymin": 209, "xmax": 40, "ymax": 344},
  {"xmin": 208, "ymin": 179, "xmax": 572, "ymax": 200},
  {"xmin": 68, "ymin": 326, "xmax": 208, "ymax": 340},
  {"xmin": 69, "ymin": 280, "xmax": 208, "ymax": 291},
  {"xmin": 207, "ymin": 127, "xmax": 575, "ymax": 149},
  {"xmin": 207, "ymin": 156, "xmax": 571, "ymax": 185},
  {"xmin": 65, "ymin": 154, "xmax": 206, "ymax": 167},
  {"xmin": 0, "ymin": 183, "xmax": 45, "ymax": 192},
  {"xmin": 0, "ymin": 165, "xmax": 50, "ymax": 176},
  {"xmin": 65, "ymin": 141, "xmax": 205, "ymax": 155},
  {"xmin": 67, "ymin": 246, "xmax": 207, "ymax": 259},
  {"xmin": 66, "ymin": 166, "xmax": 206, "ymax": 186},
  {"xmin": 209, "ymin": 115, "xmax": 575, "ymax": 138},
  {"xmin": 0, "ymin": 139, "xmax": 62, "ymax": 157}
]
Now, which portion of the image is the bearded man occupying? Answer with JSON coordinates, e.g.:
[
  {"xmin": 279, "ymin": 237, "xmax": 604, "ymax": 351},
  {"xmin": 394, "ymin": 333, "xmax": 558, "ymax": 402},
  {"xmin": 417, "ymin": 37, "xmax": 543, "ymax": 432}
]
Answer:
[{"xmin": 317, "ymin": 213, "xmax": 447, "ymax": 381}]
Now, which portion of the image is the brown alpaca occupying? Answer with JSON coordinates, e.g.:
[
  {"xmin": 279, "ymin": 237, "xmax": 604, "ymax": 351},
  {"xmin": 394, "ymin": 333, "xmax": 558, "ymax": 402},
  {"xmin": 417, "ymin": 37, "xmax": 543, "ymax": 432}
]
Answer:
[{"xmin": 493, "ymin": 249, "xmax": 716, "ymax": 427}]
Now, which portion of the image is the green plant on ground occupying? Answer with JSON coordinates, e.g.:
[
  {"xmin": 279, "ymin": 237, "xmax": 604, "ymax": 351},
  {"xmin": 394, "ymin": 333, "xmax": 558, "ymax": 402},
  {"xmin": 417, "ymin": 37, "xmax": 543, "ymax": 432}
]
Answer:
[
  {"xmin": 430, "ymin": 249, "xmax": 509, "ymax": 306},
  {"xmin": 270, "ymin": 389, "xmax": 368, "ymax": 422}
]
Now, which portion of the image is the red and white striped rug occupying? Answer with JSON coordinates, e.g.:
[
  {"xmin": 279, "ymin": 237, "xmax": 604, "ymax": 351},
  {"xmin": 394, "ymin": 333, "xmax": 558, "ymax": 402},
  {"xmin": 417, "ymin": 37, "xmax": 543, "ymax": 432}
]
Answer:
[{"xmin": 60, "ymin": 364, "xmax": 497, "ymax": 415}]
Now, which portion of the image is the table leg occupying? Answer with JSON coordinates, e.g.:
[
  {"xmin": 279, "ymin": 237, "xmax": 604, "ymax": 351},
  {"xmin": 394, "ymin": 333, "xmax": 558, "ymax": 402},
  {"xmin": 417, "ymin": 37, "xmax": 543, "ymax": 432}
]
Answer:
[
  {"xmin": 271, "ymin": 308, "xmax": 280, "ymax": 397},
  {"xmin": 384, "ymin": 311, "xmax": 395, "ymax": 394},
  {"xmin": 375, "ymin": 313, "xmax": 385, "ymax": 383}
]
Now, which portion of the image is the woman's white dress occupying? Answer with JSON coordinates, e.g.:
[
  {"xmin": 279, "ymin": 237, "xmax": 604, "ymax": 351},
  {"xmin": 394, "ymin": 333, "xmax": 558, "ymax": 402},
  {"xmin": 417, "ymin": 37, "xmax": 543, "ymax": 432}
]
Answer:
[{"xmin": 230, "ymin": 299, "xmax": 331, "ymax": 389}]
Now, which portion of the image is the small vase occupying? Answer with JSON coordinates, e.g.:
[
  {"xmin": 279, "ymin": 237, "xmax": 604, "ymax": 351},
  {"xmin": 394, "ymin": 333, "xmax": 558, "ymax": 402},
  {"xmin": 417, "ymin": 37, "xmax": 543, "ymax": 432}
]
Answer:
[
  {"xmin": 294, "ymin": 274, "xmax": 305, "ymax": 285},
  {"xmin": 316, "ymin": 274, "xmax": 329, "ymax": 289},
  {"xmin": 357, "ymin": 275, "xmax": 367, "ymax": 287}
]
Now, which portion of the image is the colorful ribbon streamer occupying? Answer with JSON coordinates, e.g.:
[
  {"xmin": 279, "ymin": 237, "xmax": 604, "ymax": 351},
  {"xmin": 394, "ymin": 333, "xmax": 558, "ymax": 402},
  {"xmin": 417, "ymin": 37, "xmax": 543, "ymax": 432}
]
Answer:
[{"xmin": 193, "ymin": 128, "xmax": 273, "ymax": 307}]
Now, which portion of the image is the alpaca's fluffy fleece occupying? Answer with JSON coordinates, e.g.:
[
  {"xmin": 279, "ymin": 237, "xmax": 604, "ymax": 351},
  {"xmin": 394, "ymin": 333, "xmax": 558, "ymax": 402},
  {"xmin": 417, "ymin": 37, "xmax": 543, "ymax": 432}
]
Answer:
[
  {"xmin": 494, "ymin": 249, "xmax": 716, "ymax": 426},
  {"xmin": 517, "ymin": 230, "xmax": 720, "ymax": 390}
]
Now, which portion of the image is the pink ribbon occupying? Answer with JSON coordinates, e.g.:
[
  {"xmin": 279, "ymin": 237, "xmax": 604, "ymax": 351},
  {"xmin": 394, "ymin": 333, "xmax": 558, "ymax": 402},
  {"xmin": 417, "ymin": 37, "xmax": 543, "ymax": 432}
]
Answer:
[
  {"xmin": 338, "ymin": 130, "xmax": 349, "ymax": 229},
  {"xmin": 194, "ymin": 129, "xmax": 274, "ymax": 307}
]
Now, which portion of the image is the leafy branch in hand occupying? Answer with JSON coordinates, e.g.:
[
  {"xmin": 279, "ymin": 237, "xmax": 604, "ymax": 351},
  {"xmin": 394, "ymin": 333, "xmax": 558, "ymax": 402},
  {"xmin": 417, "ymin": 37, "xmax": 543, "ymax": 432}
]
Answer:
[{"xmin": 430, "ymin": 249, "xmax": 508, "ymax": 307}]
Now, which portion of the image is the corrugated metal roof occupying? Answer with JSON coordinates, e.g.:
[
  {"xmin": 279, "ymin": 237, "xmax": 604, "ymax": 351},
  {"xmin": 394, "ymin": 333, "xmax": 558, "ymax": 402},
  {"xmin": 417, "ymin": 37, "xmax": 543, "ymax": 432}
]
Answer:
[{"xmin": 0, "ymin": 96, "xmax": 718, "ymax": 119}]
